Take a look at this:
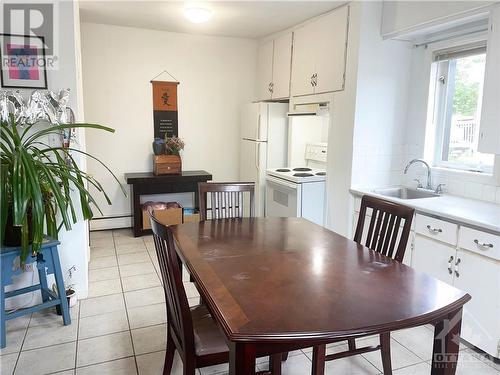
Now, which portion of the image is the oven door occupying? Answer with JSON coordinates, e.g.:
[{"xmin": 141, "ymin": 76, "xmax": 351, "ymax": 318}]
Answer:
[{"xmin": 265, "ymin": 175, "xmax": 301, "ymax": 218}]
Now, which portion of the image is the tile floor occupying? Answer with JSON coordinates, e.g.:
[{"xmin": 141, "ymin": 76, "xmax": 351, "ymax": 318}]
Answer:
[{"xmin": 1, "ymin": 228, "xmax": 499, "ymax": 375}]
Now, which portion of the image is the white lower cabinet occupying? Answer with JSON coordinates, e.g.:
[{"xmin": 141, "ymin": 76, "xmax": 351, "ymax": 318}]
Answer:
[
  {"xmin": 413, "ymin": 235, "xmax": 455, "ymax": 284},
  {"xmin": 411, "ymin": 215, "xmax": 500, "ymax": 359},
  {"xmin": 352, "ymin": 200, "xmax": 500, "ymax": 359},
  {"xmin": 454, "ymin": 249, "xmax": 500, "ymax": 357}
]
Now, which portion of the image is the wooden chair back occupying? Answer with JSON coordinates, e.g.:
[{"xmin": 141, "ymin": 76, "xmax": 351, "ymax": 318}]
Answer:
[
  {"xmin": 148, "ymin": 211, "xmax": 195, "ymax": 357},
  {"xmin": 354, "ymin": 195, "xmax": 415, "ymax": 262},
  {"xmin": 198, "ymin": 182, "xmax": 255, "ymax": 220}
]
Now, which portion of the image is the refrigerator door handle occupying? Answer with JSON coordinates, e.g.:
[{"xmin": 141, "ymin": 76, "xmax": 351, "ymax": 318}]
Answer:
[
  {"xmin": 255, "ymin": 142, "xmax": 260, "ymax": 172},
  {"xmin": 257, "ymin": 114, "xmax": 261, "ymax": 140}
]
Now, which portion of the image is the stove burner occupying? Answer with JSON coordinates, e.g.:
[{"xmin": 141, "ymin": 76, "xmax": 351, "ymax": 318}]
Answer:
[
  {"xmin": 294, "ymin": 173, "xmax": 314, "ymax": 177},
  {"xmin": 316, "ymin": 172, "xmax": 326, "ymax": 176},
  {"xmin": 293, "ymin": 167, "xmax": 312, "ymax": 172},
  {"xmin": 276, "ymin": 168, "xmax": 291, "ymax": 172}
]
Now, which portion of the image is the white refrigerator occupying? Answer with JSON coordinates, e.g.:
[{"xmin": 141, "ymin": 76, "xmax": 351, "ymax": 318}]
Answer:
[{"xmin": 239, "ymin": 102, "xmax": 288, "ymax": 216}]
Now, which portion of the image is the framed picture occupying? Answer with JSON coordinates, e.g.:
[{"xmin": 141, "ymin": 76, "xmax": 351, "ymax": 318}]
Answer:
[{"xmin": 0, "ymin": 33, "xmax": 47, "ymax": 89}]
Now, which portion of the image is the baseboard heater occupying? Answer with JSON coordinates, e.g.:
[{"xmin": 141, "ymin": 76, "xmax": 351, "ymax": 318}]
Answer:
[{"xmin": 90, "ymin": 215, "xmax": 133, "ymax": 231}]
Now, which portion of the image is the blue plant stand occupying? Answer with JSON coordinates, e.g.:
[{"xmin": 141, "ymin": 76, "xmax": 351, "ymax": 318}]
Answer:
[{"xmin": 1, "ymin": 239, "xmax": 71, "ymax": 348}]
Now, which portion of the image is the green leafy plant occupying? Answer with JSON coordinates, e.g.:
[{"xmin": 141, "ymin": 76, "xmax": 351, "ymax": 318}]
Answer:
[{"xmin": 0, "ymin": 115, "xmax": 124, "ymax": 261}]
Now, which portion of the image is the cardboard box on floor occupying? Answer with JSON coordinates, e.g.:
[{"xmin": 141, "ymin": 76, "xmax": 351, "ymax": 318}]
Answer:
[
  {"xmin": 183, "ymin": 213, "xmax": 200, "ymax": 223},
  {"xmin": 143, "ymin": 207, "xmax": 183, "ymax": 230}
]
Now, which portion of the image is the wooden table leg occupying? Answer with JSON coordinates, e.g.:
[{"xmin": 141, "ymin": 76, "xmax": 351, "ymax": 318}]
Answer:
[
  {"xmin": 131, "ymin": 185, "xmax": 141, "ymax": 237},
  {"xmin": 431, "ymin": 308, "xmax": 463, "ymax": 375},
  {"xmin": 229, "ymin": 341, "xmax": 256, "ymax": 375},
  {"xmin": 312, "ymin": 345, "xmax": 326, "ymax": 375}
]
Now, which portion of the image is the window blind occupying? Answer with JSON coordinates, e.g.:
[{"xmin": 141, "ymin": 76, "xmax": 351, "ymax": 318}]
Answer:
[{"xmin": 433, "ymin": 42, "xmax": 487, "ymax": 62}]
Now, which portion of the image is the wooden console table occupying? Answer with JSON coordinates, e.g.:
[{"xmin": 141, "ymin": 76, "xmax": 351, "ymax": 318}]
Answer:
[{"xmin": 125, "ymin": 170, "xmax": 212, "ymax": 237}]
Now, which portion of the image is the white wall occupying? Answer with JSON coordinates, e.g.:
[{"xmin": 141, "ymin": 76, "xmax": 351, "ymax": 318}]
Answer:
[
  {"xmin": 324, "ymin": 3, "xmax": 362, "ymax": 236},
  {"xmin": 81, "ymin": 23, "xmax": 258, "ymax": 229},
  {"xmin": 351, "ymin": 1, "xmax": 413, "ymax": 189},
  {"xmin": 325, "ymin": 1, "xmax": 413, "ymax": 237},
  {"xmin": 3, "ymin": 0, "xmax": 89, "ymax": 306}
]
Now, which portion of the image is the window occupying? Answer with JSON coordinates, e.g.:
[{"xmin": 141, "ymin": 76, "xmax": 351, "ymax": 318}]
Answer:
[{"xmin": 429, "ymin": 43, "xmax": 494, "ymax": 173}]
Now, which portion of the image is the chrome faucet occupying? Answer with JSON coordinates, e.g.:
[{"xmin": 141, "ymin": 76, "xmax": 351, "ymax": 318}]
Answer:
[{"xmin": 404, "ymin": 159, "xmax": 432, "ymax": 190}]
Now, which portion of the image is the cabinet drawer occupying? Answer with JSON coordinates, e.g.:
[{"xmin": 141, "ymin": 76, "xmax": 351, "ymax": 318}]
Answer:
[
  {"xmin": 459, "ymin": 227, "xmax": 500, "ymax": 261},
  {"xmin": 415, "ymin": 214, "xmax": 458, "ymax": 245}
]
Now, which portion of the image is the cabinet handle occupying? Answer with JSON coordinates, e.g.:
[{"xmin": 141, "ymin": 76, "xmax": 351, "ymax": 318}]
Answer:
[
  {"xmin": 426, "ymin": 225, "xmax": 443, "ymax": 234},
  {"xmin": 447, "ymin": 256, "xmax": 454, "ymax": 275},
  {"xmin": 474, "ymin": 239, "xmax": 493, "ymax": 249},
  {"xmin": 311, "ymin": 74, "xmax": 315, "ymax": 87},
  {"xmin": 454, "ymin": 258, "xmax": 461, "ymax": 278}
]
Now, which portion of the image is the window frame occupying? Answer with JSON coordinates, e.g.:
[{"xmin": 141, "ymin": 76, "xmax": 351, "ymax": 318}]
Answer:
[{"xmin": 428, "ymin": 42, "xmax": 494, "ymax": 174}]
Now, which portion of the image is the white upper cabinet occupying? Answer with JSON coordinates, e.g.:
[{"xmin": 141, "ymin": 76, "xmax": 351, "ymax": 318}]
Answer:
[
  {"xmin": 256, "ymin": 40, "xmax": 274, "ymax": 101},
  {"xmin": 272, "ymin": 33, "xmax": 293, "ymax": 100},
  {"xmin": 314, "ymin": 6, "xmax": 349, "ymax": 94},
  {"xmin": 478, "ymin": 6, "xmax": 500, "ymax": 154},
  {"xmin": 291, "ymin": 21, "xmax": 317, "ymax": 97},
  {"xmin": 256, "ymin": 33, "xmax": 292, "ymax": 101},
  {"xmin": 291, "ymin": 5, "xmax": 349, "ymax": 97}
]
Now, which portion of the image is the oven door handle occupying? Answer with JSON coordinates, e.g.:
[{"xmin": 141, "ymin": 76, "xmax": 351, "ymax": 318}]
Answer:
[{"xmin": 266, "ymin": 175, "xmax": 299, "ymax": 190}]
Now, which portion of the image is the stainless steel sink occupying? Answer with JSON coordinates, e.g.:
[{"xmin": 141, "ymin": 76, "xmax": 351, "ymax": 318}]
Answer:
[{"xmin": 373, "ymin": 187, "xmax": 440, "ymax": 200}]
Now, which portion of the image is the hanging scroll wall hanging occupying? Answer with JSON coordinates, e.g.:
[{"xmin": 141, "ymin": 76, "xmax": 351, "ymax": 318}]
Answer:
[{"xmin": 151, "ymin": 78, "xmax": 179, "ymax": 139}]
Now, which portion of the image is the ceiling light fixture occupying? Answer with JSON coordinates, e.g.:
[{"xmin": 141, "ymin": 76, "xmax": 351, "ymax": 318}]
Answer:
[{"xmin": 184, "ymin": 6, "xmax": 213, "ymax": 24}]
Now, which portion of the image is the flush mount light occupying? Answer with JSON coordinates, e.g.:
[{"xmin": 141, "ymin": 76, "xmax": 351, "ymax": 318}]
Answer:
[{"xmin": 184, "ymin": 6, "xmax": 213, "ymax": 24}]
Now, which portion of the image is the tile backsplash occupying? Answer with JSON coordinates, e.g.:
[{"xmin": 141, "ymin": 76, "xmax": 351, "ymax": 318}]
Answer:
[{"xmin": 402, "ymin": 145, "xmax": 500, "ymax": 205}]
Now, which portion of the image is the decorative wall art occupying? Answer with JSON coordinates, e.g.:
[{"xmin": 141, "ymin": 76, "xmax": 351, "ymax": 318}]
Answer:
[
  {"xmin": 0, "ymin": 34, "xmax": 48, "ymax": 89},
  {"xmin": 151, "ymin": 71, "xmax": 179, "ymax": 139}
]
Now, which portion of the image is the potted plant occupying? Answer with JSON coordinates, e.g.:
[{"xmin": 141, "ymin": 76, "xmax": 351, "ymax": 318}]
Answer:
[
  {"xmin": 0, "ymin": 115, "xmax": 124, "ymax": 262},
  {"xmin": 55, "ymin": 265, "xmax": 77, "ymax": 314},
  {"xmin": 164, "ymin": 135, "xmax": 185, "ymax": 156}
]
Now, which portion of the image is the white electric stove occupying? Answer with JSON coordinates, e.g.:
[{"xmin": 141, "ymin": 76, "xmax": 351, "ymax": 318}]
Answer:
[
  {"xmin": 267, "ymin": 167, "xmax": 327, "ymax": 183},
  {"xmin": 265, "ymin": 144, "xmax": 327, "ymax": 226}
]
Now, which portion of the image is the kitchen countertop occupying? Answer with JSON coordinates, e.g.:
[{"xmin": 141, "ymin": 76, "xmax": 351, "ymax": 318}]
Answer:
[{"xmin": 351, "ymin": 187, "xmax": 500, "ymax": 233}]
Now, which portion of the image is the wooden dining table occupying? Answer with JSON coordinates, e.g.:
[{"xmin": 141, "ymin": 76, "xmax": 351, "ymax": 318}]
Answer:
[{"xmin": 171, "ymin": 217, "xmax": 471, "ymax": 375}]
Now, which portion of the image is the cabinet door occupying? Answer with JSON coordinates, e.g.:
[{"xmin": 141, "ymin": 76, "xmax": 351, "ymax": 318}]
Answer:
[
  {"xmin": 290, "ymin": 22, "xmax": 316, "ymax": 97},
  {"xmin": 479, "ymin": 6, "xmax": 500, "ymax": 154},
  {"xmin": 272, "ymin": 33, "xmax": 292, "ymax": 99},
  {"xmin": 412, "ymin": 235, "xmax": 455, "ymax": 285},
  {"xmin": 256, "ymin": 40, "xmax": 274, "ymax": 101},
  {"xmin": 454, "ymin": 249, "xmax": 500, "ymax": 357},
  {"xmin": 314, "ymin": 5, "xmax": 349, "ymax": 93}
]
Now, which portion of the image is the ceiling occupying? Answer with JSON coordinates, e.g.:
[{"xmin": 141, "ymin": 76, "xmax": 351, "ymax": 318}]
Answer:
[{"xmin": 79, "ymin": 1, "xmax": 345, "ymax": 39}]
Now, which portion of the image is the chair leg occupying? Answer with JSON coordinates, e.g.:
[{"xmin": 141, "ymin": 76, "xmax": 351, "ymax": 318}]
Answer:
[
  {"xmin": 347, "ymin": 338, "xmax": 356, "ymax": 351},
  {"xmin": 281, "ymin": 352, "xmax": 289, "ymax": 361},
  {"xmin": 311, "ymin": 345, "xmax": 326, "ymax": 375},
  {"xmin": 0, "ymin": 283, "xmax": 5, "ymax": 349},
  {"xmin": 269, "ymin": 354, "xmax": 282, "ymax": 375},
  {"xmin": 163, "ymin": 328, "xmax": 175, "ymax": 375},
  {"xmin": 380, "ymin": 332, "xmax": 393, "ymax": 375}
]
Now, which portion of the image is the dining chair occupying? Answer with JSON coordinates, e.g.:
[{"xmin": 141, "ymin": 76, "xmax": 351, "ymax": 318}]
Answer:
[
  {"xmin": 148, "ymin": 211, "xmax": 282, "ymax": 374},
  {"xmin": 197, "ymin": 181, "xmax": 291, "ymax": 362},
  {"xmin": 312, "ymin": 195, "xmax": 415, "ymax": 375},
  {"xmin": 198, "ymin": 182, "xmax": 255, "ymax": 220}
]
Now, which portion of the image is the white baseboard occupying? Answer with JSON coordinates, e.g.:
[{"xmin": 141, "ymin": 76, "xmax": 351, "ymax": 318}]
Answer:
[{"xmin": 90, "ymin": 216, "xmax": 132, "ymax": 231}]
